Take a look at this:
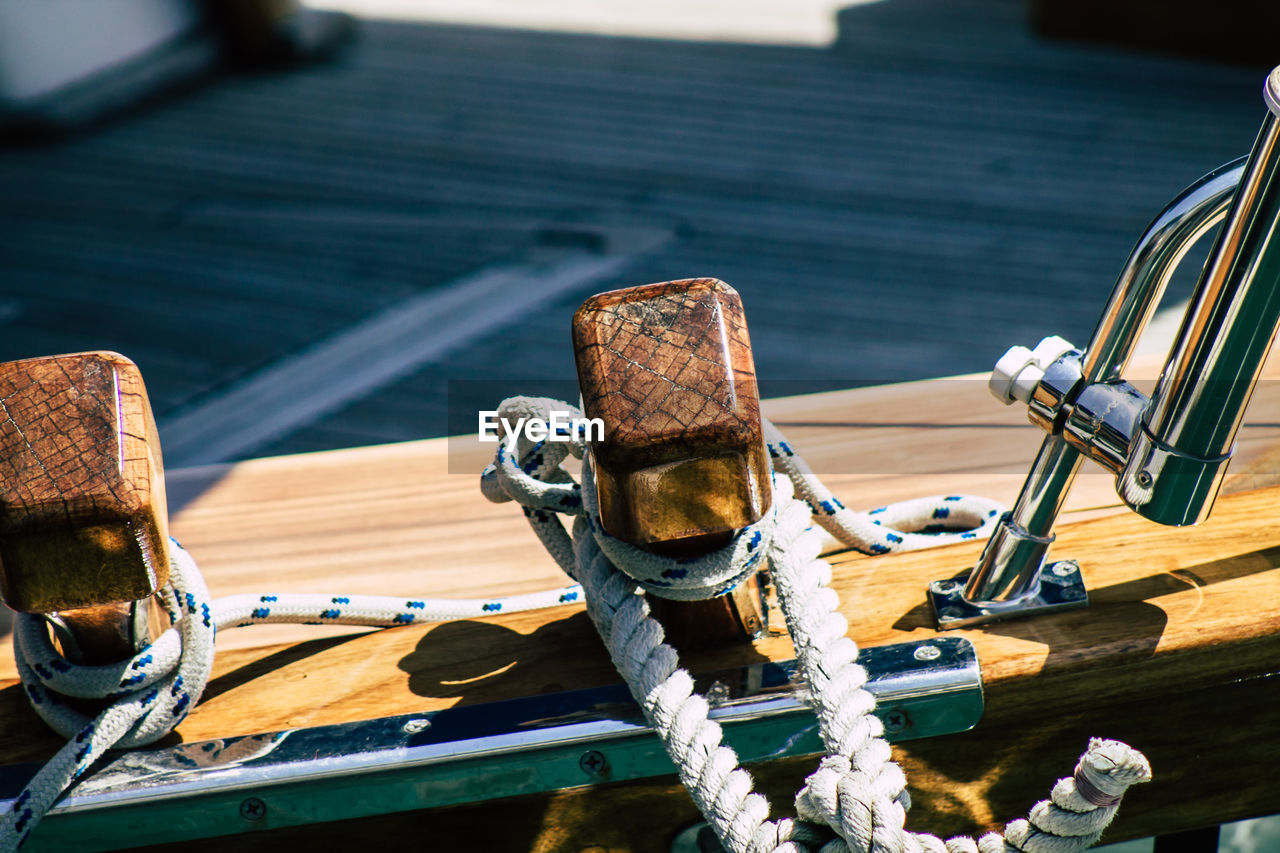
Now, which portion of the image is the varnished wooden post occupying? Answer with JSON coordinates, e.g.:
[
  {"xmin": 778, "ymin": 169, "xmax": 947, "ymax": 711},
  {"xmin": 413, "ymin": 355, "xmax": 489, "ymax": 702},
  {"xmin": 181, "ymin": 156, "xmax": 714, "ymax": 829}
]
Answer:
[
  {"xmin": 572, "ymin": 279, "xmax": 772, "ymax": 647},
  {"xmin": 0, "ymin": 352, "xmax": 169, "ymax": 664}
]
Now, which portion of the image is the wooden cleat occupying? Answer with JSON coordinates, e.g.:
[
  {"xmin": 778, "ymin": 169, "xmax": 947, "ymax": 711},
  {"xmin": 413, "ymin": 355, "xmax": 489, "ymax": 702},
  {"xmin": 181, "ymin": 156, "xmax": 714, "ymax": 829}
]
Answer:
[
  {"xmin": 0, "ymin": 352, "xmax": 169, "ymax": 620},
  {"xmin": 572, "ymin": 279, "xmax": 771, "ymax": 646},
  {"xmin": 573, "ymin": 278, "xmax": 770, "ymax": 553}
]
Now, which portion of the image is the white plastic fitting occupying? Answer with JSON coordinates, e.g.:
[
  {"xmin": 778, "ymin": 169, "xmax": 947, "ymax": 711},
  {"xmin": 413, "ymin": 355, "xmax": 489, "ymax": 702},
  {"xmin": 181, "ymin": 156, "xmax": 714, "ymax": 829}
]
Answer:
[
  {"xmin": 989, "ymin": 345, "xmax": 1036, "ymax": 405},
  {"xmin": 988, "ymin": 336, "xmax": 1076, "ymax": 405}
]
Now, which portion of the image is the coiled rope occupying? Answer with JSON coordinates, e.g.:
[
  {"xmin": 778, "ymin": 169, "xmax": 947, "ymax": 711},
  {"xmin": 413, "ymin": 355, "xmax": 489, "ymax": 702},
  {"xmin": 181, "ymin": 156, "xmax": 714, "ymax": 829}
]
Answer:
[
  {"xmin": 2, "ymin": 395, "xmax": 1150, "ymax": 851},
  {"xmin": 480, "ymin": 397, "xmax": 1152, "ymax": 853}
]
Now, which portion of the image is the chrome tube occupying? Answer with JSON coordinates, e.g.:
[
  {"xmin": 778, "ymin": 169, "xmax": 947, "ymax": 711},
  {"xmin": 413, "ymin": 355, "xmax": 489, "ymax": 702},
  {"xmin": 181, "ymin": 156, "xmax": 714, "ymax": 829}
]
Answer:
[
  {"xmin": 1120, "ymin": 73, "xmax": 1280, "ymax": 525},
  {"xmin": 961, "ymin": 436, "xmax": 1079, "ymax": 604},
  {"xmin": 962, "ymin": 158, "xmax": 1243, "ymax": 605},
  {"xmin": 1082, "ymin": 158, "xmax": 1245, "ymax": 383}
]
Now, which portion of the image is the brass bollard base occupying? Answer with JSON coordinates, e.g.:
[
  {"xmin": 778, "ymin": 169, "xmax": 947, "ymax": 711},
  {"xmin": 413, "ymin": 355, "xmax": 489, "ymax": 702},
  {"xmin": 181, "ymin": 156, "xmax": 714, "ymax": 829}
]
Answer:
[{"xmin": 646, "ymin": 574, "xmax": 769, "ymax": 649}]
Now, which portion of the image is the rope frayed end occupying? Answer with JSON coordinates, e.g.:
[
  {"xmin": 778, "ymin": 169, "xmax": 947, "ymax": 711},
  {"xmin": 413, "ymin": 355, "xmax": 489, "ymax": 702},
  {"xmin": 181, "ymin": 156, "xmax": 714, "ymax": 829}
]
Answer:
[
  {"xmin": 996, "ymin": 740, "xmax": 1151, "ymax": 853},
  {"xmin": 1076, "ymin": 738, "xmax": 1152, "ymax": 805}
]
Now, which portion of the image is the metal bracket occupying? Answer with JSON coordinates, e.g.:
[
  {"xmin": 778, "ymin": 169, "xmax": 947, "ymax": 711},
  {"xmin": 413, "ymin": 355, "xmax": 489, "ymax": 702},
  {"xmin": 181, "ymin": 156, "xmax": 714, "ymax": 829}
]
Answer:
[
  {"xmin": 929, "ymin": 559, "xmax": 1088, "ymax": 630},
  {"xmin": 2, "ymin": 638, "xmax": 983, "ymax": 851}
]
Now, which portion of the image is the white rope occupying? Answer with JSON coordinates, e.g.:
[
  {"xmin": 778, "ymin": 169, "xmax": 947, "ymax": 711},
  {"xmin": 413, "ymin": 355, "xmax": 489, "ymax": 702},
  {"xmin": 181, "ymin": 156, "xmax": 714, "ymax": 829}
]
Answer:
[
  {"xmin": 1, "ymin": 546, "xmax": 581, "ymax": 850},
  {"xmin": 481, "ymin": 396, "xmax": 1152, "ymax": 853},
  {"xmin": 2, "ymin": 393, "xmax": 1150, "ymax": 852},
  {"xmin": 764, "ymin": 421, "xmax": 1002, "ymax": 556}
]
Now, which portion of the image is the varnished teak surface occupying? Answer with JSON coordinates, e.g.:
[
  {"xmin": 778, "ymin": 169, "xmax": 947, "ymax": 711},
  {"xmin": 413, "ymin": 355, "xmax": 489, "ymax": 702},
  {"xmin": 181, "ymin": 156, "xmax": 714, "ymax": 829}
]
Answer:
[{"xmin": 4, "ymin": 358, "xmax": 1280, "ymax": 849}]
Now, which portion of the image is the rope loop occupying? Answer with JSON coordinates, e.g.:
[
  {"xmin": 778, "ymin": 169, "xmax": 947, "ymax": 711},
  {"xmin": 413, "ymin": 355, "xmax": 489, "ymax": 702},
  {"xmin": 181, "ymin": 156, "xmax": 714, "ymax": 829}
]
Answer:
[
  {"xmin": 3, "ymin": 393, "xmax": 1151, "ymax": 853},
  {"xmin": 4, "ymin": 535, "xmax": 583, "ymax": 849},
  {"xmin": 480, "ymin": 395, "xmax": 586, "ymax": 515},
  {"xmin": 13, "ymin": 542, "xmax": 214, "ymax": 748},
  {"xmin": 482, "ymin": 397, "xmax": 1004, "ymax": 601},
  {"xmin": 764, "ymin": 421, "xmax": 1004, "ymax": 555},
  {"xmin": 3, "ymin": 543, "xmax": 215, "ymax": 850},
  {"xmin": 579, "ymin": 454, "xmax": 782, "ymax": 600}
]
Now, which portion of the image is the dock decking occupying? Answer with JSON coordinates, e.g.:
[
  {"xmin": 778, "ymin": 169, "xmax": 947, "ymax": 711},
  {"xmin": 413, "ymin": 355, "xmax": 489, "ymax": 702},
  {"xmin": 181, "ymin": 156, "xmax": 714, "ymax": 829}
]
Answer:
[{"xmin": 0, "ymin": 0, "xmax": 1268, "ymax": 464}]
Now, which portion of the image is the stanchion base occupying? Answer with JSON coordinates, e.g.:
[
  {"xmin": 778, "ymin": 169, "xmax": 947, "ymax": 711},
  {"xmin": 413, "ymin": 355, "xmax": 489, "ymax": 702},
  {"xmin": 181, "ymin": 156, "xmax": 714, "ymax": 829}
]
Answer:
[{"xmin": 929, "ymin": 560, "xmax": 1089, "ymax": 629}]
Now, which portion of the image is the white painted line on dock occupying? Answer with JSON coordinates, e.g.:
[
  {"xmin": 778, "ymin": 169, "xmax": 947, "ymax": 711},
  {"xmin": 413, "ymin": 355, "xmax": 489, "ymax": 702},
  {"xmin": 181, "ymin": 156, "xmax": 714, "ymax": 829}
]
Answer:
[
  {"xmin": 161, "ymin": 231, "xmax": 666, "ymax": 466},
  {"xmin": 304, "ymin": 0, "xmax": 874, "ymax": 46}
]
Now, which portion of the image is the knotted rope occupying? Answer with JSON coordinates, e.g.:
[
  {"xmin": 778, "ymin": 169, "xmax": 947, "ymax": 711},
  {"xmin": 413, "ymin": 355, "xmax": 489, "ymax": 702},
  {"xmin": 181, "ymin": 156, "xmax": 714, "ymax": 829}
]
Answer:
[
  {"xmin": 2, "ymin": 548, "xmax": 581, "ymax": 850},
  {"xmin": 481, "ymin": 396, "xmax": 1152, "ymax": 853},
  {"xmin": 2, "ymin": 395, "xmax": 1150, "ymax": 851}
]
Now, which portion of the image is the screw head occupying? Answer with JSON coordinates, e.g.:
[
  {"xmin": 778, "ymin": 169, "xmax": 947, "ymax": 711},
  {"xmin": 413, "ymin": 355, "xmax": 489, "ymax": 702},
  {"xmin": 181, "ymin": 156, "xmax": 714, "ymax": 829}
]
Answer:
[
  {"xmin": 579, "ymin": 749, "xmax": 608, "ymax": 777},
  {"xmin": 1136, "ymin": 470, "xmax": 1154, "ymax": 488},
  {"xmin": 913, "ymin": 644, "xmax": 941, "ymax": 661},
  {"xmin": 239, "ymin": 797, "xmax": 266, "ymax": 822},
  {"xmin": 402, "ymin": 718, "xmax": 431, "ymax": 734},
  {"xmin": 883, "ymin": 709, "xmax": 908, "ymax": 733},
  {"xmin": 1051, "ymin": 561, "xmax": 1078, "ymax": 577},
  {"xmin": 931, "ymin": 581, "xmax": 961, "ymax": 595}
]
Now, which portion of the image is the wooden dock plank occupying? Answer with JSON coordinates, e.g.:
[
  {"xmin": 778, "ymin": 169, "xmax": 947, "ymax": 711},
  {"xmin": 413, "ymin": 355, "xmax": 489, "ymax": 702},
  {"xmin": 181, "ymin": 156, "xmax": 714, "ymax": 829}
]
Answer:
[{"xmin": 0, "ymin": 1, "xmax": 1267, "ymax": 461}]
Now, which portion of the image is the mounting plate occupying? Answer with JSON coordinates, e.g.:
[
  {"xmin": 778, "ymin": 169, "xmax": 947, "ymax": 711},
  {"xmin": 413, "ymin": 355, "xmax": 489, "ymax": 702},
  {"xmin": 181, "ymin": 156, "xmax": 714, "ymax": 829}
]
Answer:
[{"xmin": 930, "ymin": 559, "xmax": 1089, "ymax": 629}]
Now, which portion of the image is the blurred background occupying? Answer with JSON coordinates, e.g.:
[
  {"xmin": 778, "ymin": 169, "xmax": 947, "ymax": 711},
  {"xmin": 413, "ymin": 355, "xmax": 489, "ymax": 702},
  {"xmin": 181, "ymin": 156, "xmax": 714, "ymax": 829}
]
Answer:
[
  {"xmin": 0, "ymin": 2, "xmax": 1276, "ymax": 850},
  {"xmin": 0, "ymin": 0, "xmax": 1270, "ymax": 469}
]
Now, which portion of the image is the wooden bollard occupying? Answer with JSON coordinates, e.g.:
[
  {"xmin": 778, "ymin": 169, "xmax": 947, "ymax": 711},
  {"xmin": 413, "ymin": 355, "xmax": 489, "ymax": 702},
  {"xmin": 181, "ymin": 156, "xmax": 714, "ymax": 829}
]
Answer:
[
  {"xmin": 0, "ymin": 352, "xmax": 169, "ymax": 664},
  {"xmin": 572, "ymin": 279, "xmax": 771, "ymax": 647}
]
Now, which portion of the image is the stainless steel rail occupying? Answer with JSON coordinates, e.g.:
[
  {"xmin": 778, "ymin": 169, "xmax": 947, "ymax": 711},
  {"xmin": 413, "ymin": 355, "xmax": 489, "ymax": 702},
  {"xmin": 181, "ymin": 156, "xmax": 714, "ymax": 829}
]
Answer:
[
  {"xmin": 949, "ymin": 161, "xmax": 1242, "ymax": 619},
  {"xmin": 934, "ymin": 67, "xmax": 1280, "ymax": 628},
  {"xmin": 1121, "ymin": 72, "xmax": 1280, "ymax": 524},
  {"xmin": 1, "ymin": 638, "xmax": 982, "ymax": 851}
]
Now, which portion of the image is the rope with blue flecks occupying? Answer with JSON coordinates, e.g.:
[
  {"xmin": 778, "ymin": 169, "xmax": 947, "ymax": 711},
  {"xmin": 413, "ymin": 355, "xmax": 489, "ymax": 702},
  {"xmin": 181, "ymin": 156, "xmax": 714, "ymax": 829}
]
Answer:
[
  {"xmin": 481, "ymin": 396, "xmax": 1152, "ymax": 853},
  {"xmin": 0, "ymin": 548, "xmax": 582, "ymax": 850},
  {"xmin": 1, "ymin": 393, "xmax": 1152, "ymax": 852}
]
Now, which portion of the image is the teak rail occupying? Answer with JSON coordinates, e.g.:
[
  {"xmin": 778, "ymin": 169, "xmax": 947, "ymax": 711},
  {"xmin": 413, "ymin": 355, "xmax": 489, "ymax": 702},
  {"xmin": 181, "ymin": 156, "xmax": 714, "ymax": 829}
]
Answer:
[{"xmin": 2, "ymin": 353, "xmax": 1280, "ymax": 851}]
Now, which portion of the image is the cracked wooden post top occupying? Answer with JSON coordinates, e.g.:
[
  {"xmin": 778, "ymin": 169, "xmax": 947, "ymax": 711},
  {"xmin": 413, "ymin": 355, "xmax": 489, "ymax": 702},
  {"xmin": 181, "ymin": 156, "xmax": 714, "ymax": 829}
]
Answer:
[
  {"xmin": 572, "ymin": 279, "xmax": 771, "ymax": 646},
  {"xmin": 573, "ymin": 278, "xmax": 771, "ymax": 551},
  {"xmin": 0, "ymin": 351, "xmax": 169, "ymax": 615}
]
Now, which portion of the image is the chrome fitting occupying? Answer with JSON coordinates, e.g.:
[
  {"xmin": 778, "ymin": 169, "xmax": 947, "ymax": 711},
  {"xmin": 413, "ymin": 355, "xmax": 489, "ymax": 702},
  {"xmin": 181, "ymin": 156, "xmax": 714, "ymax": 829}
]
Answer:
[
  {"xmin": 1117, "ymin": 427, "xmax": 1233, "ymax": 526},
  {"xmin": 1026, "ymin": 349, "xmax": 1084, "ymax": 434},
  {"xmin": 934, "ymin": 65, "xmax": 1280, "ymax": 630},
  {"xmin": 1062, "ymin": 380, "xmax": 1149, "ymax": 474}
]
